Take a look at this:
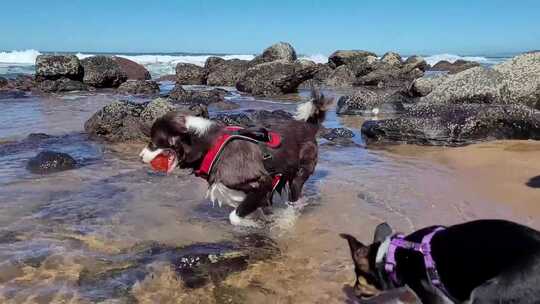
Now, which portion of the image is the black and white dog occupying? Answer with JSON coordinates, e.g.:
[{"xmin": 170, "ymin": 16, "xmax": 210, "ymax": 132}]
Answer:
[
  {"xmin": 140, "ymin": 90, "xmax": 331, "ymax": 226},
  {"xmin": 341, "ymin": 219, "xmax": 540, "ymax": 303}
]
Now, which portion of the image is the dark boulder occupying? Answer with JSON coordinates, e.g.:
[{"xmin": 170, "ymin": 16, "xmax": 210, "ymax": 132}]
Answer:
[
  {"xmin": 35, "ymin": 55, "xmax": 83, "ymax": 81},
  {"xmin": 1, "ymin": 75, "xmax": 35, "ymax": 92},
  {"xmin": 328, "ymin": 50, "xmax": 377, "ymax": 69},
  {"xmin": 361, "ymin": 103, "xmax": 540, "ymax": 146},
  {"xmin": 81, "ymin": 56, "xmax": 128, "ymax": 88},
  {"xmin": 168, "ymin": 85, "xmax": 226, "ymax": 105},
  {"xmin": 0, "ymin": 76, "xmax": 7, "ymax": 88},
  {"xmin": 117, "ymin": 80, "xmax": 160, "ymax": 95},
  {"xmin": 319, "ymin": 127, "xmax": 356, "ymax": 145},
  {"xmin": 205, "ymin": 59, "xmax": 250, "ymax": 86},
  {"xmin": 250, "ymin": 42, "xmax": 297, "ymax": 65},
  {"xmin": 236, "ymin": 60, "xmax": 318, "ymax": 96},
  {"xmin": 27, "ymin": 151, "xmax": 77, "ymax": 174},
  {"xmin": 175, "ymin": 63, "xmax": 206, "ymax": 85},
  {"xmin": 430, "ymin": 59, "xmax": 480, "ymax": 74},
  {"xmin": 213, "ymin": 109, "xmax": 293, "ymax": 128},
  {"xmin": 112, "ymin": 57, "xmax": 151, "ymax": 80},
  {"xmin": 38, "ymin": 78, "xmax": 87, "ymax": 93},
  {"xmin": 84, "ymin": 98, "xmax": 208, "ymax": 142},
  {"xmin": 336, "ymin": 87, "xmax": 408, "ymax": 115},
  {"xmin": 299, "ymin": 63, "xmax": 333, "ymax": 88},
  {"xmin": 357, "ymin": 63, "xmax": 424, "ymax": 88}
]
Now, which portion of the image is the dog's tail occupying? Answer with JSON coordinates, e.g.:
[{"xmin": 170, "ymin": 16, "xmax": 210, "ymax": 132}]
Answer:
[{"xmin": 294, "ymin": 88, "xmax": 332, "ymax": 126}]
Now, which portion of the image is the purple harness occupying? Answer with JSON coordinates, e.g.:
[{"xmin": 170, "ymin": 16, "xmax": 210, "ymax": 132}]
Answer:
[{"xmin": 384, "ymin": 227, "xmax": 450, "ymax": 296}]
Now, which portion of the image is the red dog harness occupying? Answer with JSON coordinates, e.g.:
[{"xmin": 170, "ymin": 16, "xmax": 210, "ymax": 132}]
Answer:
[{"xmin": 194, "ymin": 126, "xmax": 283, "ymax": 189}]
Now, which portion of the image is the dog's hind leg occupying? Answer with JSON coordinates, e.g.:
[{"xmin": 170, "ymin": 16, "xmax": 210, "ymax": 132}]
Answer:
[{"xmin": 289, "ymin": 142, "xmax": 318, "ymax": 203}]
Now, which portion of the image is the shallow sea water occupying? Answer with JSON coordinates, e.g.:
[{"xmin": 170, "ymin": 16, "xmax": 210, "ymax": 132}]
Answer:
[{"xmin": 0, "ymin": 88, "xmax": 537, "ymax": 304}]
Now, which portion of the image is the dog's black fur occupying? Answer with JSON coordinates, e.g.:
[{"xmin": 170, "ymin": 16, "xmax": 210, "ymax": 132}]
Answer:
[
  {"xmin": 141, "ymin": 90, "xmax": 332, "ymax": 223},
  {"xmin": 342, "ymin": 219, "xmax": 540, "ymax": 303}
]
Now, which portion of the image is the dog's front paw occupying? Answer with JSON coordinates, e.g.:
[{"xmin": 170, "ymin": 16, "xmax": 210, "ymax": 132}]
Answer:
[{"xmin": 229, "ymin": 210, "xmax": 261, "ymax": 228}]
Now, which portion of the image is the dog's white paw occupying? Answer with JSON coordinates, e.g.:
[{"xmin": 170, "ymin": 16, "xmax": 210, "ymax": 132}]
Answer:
[{"xmin": 229, "ymin": 210, "xmax": 261, "ymax": 228}]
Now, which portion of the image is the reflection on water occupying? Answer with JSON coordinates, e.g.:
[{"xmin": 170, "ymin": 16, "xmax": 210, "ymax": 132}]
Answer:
[{"xmin": 0, "ymin": 89, "xmax": 537, "ymax": 303}]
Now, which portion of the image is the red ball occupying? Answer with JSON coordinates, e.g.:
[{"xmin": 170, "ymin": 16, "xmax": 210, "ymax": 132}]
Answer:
[{"xmin": 150, "ymin": 154, "xmax": 170, "ymax": 172}]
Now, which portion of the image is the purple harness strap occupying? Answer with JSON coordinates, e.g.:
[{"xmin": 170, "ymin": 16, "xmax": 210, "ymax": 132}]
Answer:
[{"xmin": 384, "ymin": 227, "xmax": 450, "ymax": 296}]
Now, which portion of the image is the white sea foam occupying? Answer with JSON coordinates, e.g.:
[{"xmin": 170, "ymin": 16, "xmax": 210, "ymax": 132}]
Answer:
[
  {"xmin": 298, "ymin": 54, "xmax": 328, "ymax": 64},
  {"xmin": 0, "ymin": 49, "xmax": 41, "ymax": 64},
  {"xmin": 423, "ymin": 53, "xmax": 504, "ymax": 66}
]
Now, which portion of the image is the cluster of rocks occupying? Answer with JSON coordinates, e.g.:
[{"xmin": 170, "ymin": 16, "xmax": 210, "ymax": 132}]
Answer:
[
  {"xmin": 352, "ymin": 51, "xmax": 540, "ymax": 146},
  {"xmin": 32, "ymin": 54, "xmax": 159, "ymax": 95},
  {"xmin": 173, "ymin": 42, "xmax": 317, "ymax": 96}
]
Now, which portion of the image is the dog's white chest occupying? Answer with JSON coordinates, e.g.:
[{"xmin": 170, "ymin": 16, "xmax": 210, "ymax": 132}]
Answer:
[{"xmin": 207, "ymin": 183, "xmax": 246, "ymax": 208}]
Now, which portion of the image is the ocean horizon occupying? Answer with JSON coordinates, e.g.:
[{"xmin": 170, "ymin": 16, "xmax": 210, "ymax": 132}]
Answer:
[{"xmin": 0, "ymin": 48, "xmax": 519, "ymax": 79}]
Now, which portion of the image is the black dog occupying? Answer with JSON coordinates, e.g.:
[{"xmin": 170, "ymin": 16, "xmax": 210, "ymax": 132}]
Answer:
[{"xmin": 341, "ymin": 219, "xmax": 540, "ymax": 303}]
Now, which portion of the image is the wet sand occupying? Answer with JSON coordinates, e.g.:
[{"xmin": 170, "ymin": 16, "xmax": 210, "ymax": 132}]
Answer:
[{"xmin": 1, "ymin": 90, "xmax": 540, "ymax": 303}]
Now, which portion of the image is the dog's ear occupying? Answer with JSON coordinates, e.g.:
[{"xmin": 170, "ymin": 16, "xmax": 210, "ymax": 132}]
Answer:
[
  {"xmin": 340, "ymin": 234, "xmax": 370, "ymax": 271},
  {"xmin": 163, "ymin": 112, "xmax": 188, "ymax": 134},
  {"xmin": 373, "ymin": 222, "xmax": 393, "ymax": 243}
]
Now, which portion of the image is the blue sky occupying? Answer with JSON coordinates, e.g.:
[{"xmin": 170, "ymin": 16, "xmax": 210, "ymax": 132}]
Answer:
[{"xmin": 1, "ymin": 0, "xmax": 539, "ymax": 55}]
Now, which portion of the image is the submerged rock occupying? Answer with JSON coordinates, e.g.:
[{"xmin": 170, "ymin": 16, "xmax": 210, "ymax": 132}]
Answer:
[
  {"xmin": 112, "ymin": 56, "xmax": 151, "ymax": 80},
  {"xmin": 336, "ymin": 87, "xmax": 408, "ymax": 115},
  {"xmin": 35, "ymin": 54, "xmax": 83, "ymax": 81},
  {"xmin": 81, "ymin": 56, "xmax": 128, "ymax": 88},
  {"xmin": 236, "ymin": 60, "xmax": 317, "ymax": 96},
  {"xmin": 175, "ymin": 63, "xmax": 206, "ymax": 85},
  {"xmin": 430, "ymin": 59, "xmax": 480, "ymax": 74},
  {"xmin": 117, "ymin": 80, "xmax": 160, "ymax": 95},
  {"xmin": 27, "ymin": 151, "xmax": 77, "ymax": 174},
  {"xmin": 77, "ymin": 234, "xmax": 279, "ymax": 300},
  {"xmin": 319, "ymin": 127, "xmax": 356, "ymax": 146},
  {"xmin": 361, "ymin": 103, "xmax": 540, "ymax": 146}
]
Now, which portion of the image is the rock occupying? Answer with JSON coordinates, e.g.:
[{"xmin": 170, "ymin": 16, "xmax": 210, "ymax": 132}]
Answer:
[
  {"xmin": 250, "ymin": 42, "xmax": 297, "ymax": 65},
  {"xmin": 336, "ymin": 87, "xmax": 408, "ymax": 115},
  {"xmin": 347, "ymin": 55, "xmax": 380, "ymax": 77},
  {"xmin": 204, "ymin": 56, "xmax": 226, "ymax": 70},
  {"xmin": 328, "ymin": 50, "xmax": 377, "ymax": 68},
  {"xmin": 117, "ymin": 80, "xmax": 160, "ymax": 95},
  {"xmin": 77, "ymin": 234, "xmax": 279, "ymax": 296},
  {"xmin": 493, "ymin": 52, "xmax": 540, "ymax": 108},
  {"xmin": 27, "ymin": 151, "xmax": 77, "ymax": 174},
  {"xmin": 38, "ymin": 77, "xmax": 87, "ymax": 93},
  {"xmin": 155, "ymin": 74, "xmax": 177, "ymax": 82},
  {"xmin": 424, "ymin": 53, "xmax": 540, "ymax": 108},
  {"xmin": 169, "ymin": 85, "xmax": 226, "ymax": 105},
  {"xmin": 423, "ymin": 67, "xmax": 503, "ymax": 104},
  {"xmin": 85, "ymin": 98, "xmax": 208, "ymax": 142},
  {"xmin": 1, "ymin": 75, "xmax": 35, "ymax": 92},
  {"xmin": 206, "ymin": 59, "xmax": 250, "ymax": 86},
  {"xmin": 409, "ymin": 74, "xmax": 448, "ymax": 97},
  {"xmin": 175, "ymin": 63, "xmax": 206, "ymax": 85},
  {"xmin": 213, "ymin": 109, "xmax": 293, "ymax": 128},
  {"xmin": 299, "ymin": 63, "xmax": 333, "ymax": 88},
  {"xmin": 35, "ymin": 55, "xmax": 83, "ymax": 81},
  {"xmin": 430, "ymin": 59, "xmax": 480, "ymax": 74},
  {"xmin": 319, "ymin": 127, "xmax": 355, "ymax": 145},
  {"xmin": 236, "ymin": 60, "xmax": 317, "ymax": 96},
  {"xmin": 323, "ymin": 65, "xmax": 356, "ymax": 88},
  {"xmin": 357, "ymin": 64, "xmax": 424, "ymax": 88},
  {"xmin": 361, "ymin": 103, "xmax": 540, "ymax": 146},
  {"xmin": 404, "ymin": 56, "xmax": 429, "ymax": 72},
  {"xmin": 381, "ymin": 52, "xmax": 403, "ymax": 67},
  {"xmin": 112, "ymin": 57, "xmax": 151, "ymax": 80},
  {"xmin": 81, "ymin": 56, "xmax": 128, "ymax": 88}
]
